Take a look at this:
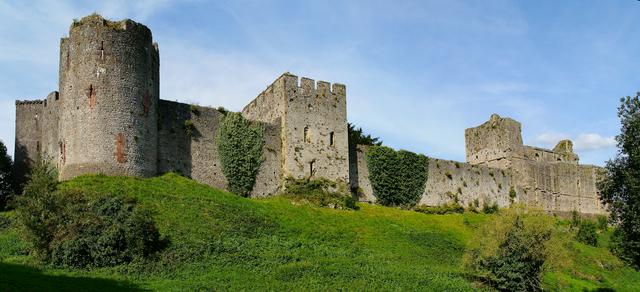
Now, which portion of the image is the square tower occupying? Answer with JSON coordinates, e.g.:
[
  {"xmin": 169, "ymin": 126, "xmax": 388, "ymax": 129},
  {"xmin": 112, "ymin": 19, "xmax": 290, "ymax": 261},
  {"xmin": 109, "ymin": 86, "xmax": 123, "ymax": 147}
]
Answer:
[{"xmin": 242, "ymin": 73, "xmax": 349, "ymax": 184}]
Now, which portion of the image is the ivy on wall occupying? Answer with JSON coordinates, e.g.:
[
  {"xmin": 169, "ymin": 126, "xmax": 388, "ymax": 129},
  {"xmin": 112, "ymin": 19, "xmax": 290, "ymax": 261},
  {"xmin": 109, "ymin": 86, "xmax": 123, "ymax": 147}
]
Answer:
[
  {"xmin": 217, "ymin": 112, "xmax": 264, "ymax": 197},
  {"xmin": 365, "ymin": 145, "xmax": 428, "ymax": 207}
]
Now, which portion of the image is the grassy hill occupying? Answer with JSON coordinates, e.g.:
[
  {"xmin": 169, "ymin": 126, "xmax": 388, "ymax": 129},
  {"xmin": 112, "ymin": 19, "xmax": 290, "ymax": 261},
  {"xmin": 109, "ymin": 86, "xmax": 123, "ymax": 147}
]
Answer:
[{"xmin": 0, "ymin": 173, "xmax": 638, "ymax": 291}]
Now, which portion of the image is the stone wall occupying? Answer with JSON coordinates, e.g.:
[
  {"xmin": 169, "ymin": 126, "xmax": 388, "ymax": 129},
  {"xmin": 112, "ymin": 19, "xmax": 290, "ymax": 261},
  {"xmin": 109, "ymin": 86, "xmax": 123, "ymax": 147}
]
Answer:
[
  {"xmin": 352, "ymin": 145, "xmax": 514, "ymax": 208},
  {"xmin": 158, "ymin": 100, "xmax": 282, "ymax": 197},
  {"xmin": 41, "ymin": 92, "xmax": 61, "ymax": 168},
  {"xmin": 421, "ymin": 158, "xmax": 513, "ymax": 208},
  {"xmin": 58, "ymin": 14, "xmax": 159, "ymax": 179}
]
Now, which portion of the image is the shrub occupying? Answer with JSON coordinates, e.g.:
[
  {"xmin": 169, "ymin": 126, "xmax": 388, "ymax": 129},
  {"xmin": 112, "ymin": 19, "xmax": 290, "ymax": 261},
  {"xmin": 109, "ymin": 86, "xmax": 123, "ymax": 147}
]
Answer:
[
  {"xmin": 482, "ymin": 201, "xmax": 499, "ymax": 214},
  {"xmin": 184, "ymin": 119, "xmax": 195, "ymax": 136},
  {"xmin": 596, "ymin": 215, "xmax": 608, "ymax": 231},
  {"xmin": 464, "ymin": 206, "xmax": 570, "ymax": 291},
  {"xmin": 570, "ymin": 210, "xmax": 581, "ymax": 229},
  {"xmin": 282, "ymin": 178, "xmax": 357, "ymax": 210},
  {"xmin": 576, "ymin": 220, "xmax": 598, "ymax": 247},
  {"xmin": 0, "ymin": 140, "xmax": 14, "ymax": 210},
  {"xmin": 217, "ymin": 112, "xmax": 264, "ymax": 196},
  {"xmin": 365, "ymin": 145, "xmax": 428, "ymax": 208},
  {"xmin": 15, "ymin": 161, "xmax": 164, "ymax": 268},
  {"xmin": 509, "ymin": 186, "xmax": 516, "ymax": 203},
  {"xmin": 414, "ymin": 202, "xmax": 464, "ymax": 215}
]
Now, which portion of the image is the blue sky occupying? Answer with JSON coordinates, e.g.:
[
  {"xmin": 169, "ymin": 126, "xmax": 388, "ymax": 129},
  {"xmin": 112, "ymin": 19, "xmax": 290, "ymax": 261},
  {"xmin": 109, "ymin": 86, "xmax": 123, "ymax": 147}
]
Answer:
[{"xmin": 1, "ymin": 0, "xmax": 638, "ymax": 166}]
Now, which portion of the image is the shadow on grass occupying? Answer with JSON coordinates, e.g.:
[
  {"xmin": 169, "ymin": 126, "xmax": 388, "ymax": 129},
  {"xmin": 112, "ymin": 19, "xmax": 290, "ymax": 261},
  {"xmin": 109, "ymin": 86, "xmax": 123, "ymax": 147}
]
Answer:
[{"xmin": 0, "ymin": 262, "xmax": 145, "ymax": 291}]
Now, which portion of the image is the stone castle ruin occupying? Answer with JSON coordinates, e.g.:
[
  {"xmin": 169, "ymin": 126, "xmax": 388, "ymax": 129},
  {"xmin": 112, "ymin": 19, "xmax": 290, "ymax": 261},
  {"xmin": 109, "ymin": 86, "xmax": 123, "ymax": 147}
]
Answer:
[{"xmin": 14, "ymin": 15, "xmax": 605, "ymax": 215}]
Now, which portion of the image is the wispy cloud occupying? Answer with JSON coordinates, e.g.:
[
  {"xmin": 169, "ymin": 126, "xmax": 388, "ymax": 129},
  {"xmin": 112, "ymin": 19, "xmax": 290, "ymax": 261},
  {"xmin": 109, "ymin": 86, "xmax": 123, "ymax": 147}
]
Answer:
[
  {"xmin": 533, "ymin": 132, "xmax": 616, "ymax": 152},
  {"xmin": 574, "ymin": 133, "xmax": 616, "ymax": 151}
]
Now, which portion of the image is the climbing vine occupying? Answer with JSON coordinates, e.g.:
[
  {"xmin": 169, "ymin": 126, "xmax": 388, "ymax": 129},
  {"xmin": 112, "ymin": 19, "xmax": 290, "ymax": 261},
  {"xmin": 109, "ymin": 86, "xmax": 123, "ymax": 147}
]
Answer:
[
  {"xmin": 216, "ymin": 112, "xmax": 264, "ymax": 196},
  {"xmin": 365, "ymin": 145, "xmax": 428, "ymax": 207}
]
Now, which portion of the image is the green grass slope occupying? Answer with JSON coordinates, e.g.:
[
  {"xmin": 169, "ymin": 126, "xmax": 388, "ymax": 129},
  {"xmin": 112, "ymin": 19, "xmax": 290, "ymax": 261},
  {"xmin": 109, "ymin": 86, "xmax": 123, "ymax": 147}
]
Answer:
[{"xmin": 0, "ymin": 173, "xmax": 638, "ymax": 291}]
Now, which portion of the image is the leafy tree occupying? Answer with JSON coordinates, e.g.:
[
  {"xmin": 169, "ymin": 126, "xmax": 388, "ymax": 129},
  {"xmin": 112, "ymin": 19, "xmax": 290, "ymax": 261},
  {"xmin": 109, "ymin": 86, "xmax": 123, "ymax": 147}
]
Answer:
[
  {"xmin": 348, "ymin": 123, "xmax": 382, "ymax": 147},
  {"xmin": 599, "ymin": 93, "xmax": 640, "ymax": 268},
  {"xmin": 0, "ymin": 140, "xmax": 14, "ymax": 210},
  {"xmin": 464, "ymin": 206, "xmax": 570, "ymax": 291}
]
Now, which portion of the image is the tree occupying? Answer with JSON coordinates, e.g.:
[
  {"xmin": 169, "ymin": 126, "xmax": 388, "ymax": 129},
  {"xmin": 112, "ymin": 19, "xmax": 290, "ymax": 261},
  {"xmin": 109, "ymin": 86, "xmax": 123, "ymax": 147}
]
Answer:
[
  {"xmin": 0, "ymin": 140, "xmax": 13, "ymax": 210},
  {"xmin": 348, "ymin": 123, "xmax": 382, "ymax": 147},
  {"xmin": 599, "ymin": 93, "xmax": 640, "ymax": 268}
]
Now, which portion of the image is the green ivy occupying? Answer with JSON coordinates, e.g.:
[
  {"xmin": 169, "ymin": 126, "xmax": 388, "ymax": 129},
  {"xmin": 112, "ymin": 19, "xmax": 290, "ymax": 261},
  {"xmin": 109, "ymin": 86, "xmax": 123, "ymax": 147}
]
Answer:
[
  {"xmin": 216, "ymin": 112, "xmax": 264, "ymax": 197},
  {"xmin": 365, "ymin": 145, "xmax": 428, "ymax": 207}
]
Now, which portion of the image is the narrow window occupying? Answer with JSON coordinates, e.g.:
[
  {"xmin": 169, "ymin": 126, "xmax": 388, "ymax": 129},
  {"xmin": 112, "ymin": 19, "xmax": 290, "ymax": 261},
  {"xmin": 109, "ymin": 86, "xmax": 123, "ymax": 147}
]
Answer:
[
  {"xmin": 36, "ymin": 141, "xmax": 40, "ymax": 154},
  {"xmin": 99, "ymin": 41, "xmax": 105, "ymax": 60},
  {"xmin": 304, "ymin": 126, "xmax": 309, "ymax": 142},
  {"xmin": 309, "ymin": 161, "xmax": 314, "ymax": 177},
  {"xmin": 329, "ymin": 131, "xmax": 334, "ymax": 146}
]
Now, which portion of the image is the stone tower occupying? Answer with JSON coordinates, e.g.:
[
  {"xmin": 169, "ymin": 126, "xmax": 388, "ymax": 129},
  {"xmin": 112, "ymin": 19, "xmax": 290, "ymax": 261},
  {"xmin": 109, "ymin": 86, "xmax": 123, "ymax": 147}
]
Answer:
[
  {"xmin": 58, "ymin": 14, "xmax": 159, "ymax": 179},
  {"xmin": 242, "ymin": 73, "xmax": 349, "ymax": 184}
]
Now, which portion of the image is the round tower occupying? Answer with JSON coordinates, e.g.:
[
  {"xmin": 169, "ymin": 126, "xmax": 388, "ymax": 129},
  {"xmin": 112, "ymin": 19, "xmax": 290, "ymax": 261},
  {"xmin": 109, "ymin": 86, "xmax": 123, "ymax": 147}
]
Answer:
[{"xmin": 58, "ymin": 14, "xmax": 159, "ymax": 179}]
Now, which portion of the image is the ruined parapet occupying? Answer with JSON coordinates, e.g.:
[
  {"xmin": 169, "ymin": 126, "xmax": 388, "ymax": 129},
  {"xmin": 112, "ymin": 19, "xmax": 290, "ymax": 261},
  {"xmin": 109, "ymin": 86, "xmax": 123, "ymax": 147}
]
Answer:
[
  {"xmin": 465, "ymin": 114, "xmax": 523, "ymax": 169},
  {"xmin": 465, "ymin": 114, "xmax": 606, "ymax": 215},
  {"xmin": 242, "ymin": 73, "xmax": 349, "ymax": 184},
  {"xmin": 58, "ymin": 14, "xmax": 159, "ymax": 179}
]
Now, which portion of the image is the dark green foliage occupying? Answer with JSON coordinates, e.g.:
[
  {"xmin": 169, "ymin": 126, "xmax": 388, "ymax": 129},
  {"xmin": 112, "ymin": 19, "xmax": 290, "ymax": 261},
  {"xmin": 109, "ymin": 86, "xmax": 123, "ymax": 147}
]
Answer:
[
  {"xmin": 570, "ymin": 210, "xmax": 581, "ymax": 229},
  {"xmin": 15, "ymin": 161, "xmax": 163, "ymax": 268},
  {"xmin": 414, "ymin": 202, "xmax": 464, "ymax": 215},
  {"xmin": 365, "ymin": 146, "xmax": 428, "ymax": 207},
  {"xmin": 576, "ymin": 220, "xmax": 598, "ymax": 247},
  {"xmin": 348, "ymin": 123, "xmax": 382, "ymax": 147},
  {"xmin": 482, "ymin": 201, "xmax": 499, "ymax": 214},
  {"xmin": 465, "ymin": 208, "xmax": 567, "ymax": 292},
  {"xmin": 609, "ymin": 227, "xmax": 640, "ymax": 266},
  {"xmin": 283, "ymin": 178, "xmax": 357, "ymax": 210},
  {"xmin": 217, "ymin": 112, "xmax": 264, "ymax": 196},
  {"xmin": 478, "ymin": 218, "xmax": 546, "ymax": 291},
  {"xmin": 0, "ymin": 140, "xmax": 14, "ymax": 210},
  {"xmin": 509, "ymin": 187, "xmax": 516, "ymax": 202},
  {"xmin": 596, "ymin": 215, "xmax": 608, "ymax": 231},
  {"xmin": 599, "ymin": 93, "xmax": 640, "ymax": 268}
]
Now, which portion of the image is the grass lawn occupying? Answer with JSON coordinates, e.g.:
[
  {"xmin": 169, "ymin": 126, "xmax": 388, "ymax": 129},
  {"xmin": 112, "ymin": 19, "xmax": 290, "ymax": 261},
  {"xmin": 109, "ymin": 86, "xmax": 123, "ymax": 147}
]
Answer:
[{"xmin": 0, "ymin": 173, "xmax": 638, "ymax": 291}]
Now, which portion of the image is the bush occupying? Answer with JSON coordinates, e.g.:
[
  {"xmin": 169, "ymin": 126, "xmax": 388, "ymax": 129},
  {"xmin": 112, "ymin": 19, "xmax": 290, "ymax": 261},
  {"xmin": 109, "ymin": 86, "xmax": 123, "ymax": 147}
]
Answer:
[
  {"xmin": 482, "ymin": 201, "xmax": 499, "ymax": 214},
  {"xmin": 576, "ymin": 220, "xmax": 598, "ymax": 247},
  {"xmin": 464, "ymin": 206, "xmax": 569, "ymax": 291},
  {"xmin": 282, "ymin": 178, "xmax": 357, "ymax": 210},
  {"xmin": 15, "ymin": 161, "xmax": 164, "ymax": 268},
  {"xmin": 217, "ymin": 112, "xmax": 264, "ymax": 196},
  {"xmin": 570, "ymin": 210, "xmax": 581, "ymax": 229},
  {"xmin": 0, "ymin": 140, "xmax": 14, "ymax": 210},
  {"xmin": 596, "ymin": 215, "xmax": 608, "ymax": 231},
  {"xmin": 365, "ymin": 145, "xmax": 428, "ymax": 208},
  {"xmin": 414, "ymin": 202, "xmax": 464, "ymax": 215},
  {"xmin": 610, "ymin": 227, "xmax": 640, "ymax": 266}
]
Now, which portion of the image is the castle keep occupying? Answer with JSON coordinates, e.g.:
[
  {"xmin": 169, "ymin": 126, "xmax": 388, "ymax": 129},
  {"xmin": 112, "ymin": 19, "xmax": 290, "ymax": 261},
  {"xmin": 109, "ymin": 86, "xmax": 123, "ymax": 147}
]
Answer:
[{"xmin": 15, "ymin": 15, "xmax": 605, "ymax": 215}]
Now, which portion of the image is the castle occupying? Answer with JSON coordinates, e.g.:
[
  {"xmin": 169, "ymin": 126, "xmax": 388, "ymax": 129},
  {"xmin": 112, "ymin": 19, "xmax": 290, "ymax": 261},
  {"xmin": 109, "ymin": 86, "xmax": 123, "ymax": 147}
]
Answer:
[{"xmin": 14, "ymin": 14, "xmax": 605, "ymax": 215}]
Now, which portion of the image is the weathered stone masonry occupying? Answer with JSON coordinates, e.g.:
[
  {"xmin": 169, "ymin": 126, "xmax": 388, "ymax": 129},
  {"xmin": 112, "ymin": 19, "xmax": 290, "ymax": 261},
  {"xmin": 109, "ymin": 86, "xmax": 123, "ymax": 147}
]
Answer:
[{"xmin": 15, "ymin": 14, "xmax": 605, "ymax": 215}]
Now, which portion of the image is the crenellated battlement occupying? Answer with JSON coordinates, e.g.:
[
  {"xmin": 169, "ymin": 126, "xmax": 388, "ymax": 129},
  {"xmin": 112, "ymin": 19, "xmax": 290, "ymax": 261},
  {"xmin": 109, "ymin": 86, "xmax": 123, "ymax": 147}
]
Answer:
[{"xmin": 16, "ymin": 99, "xmax": 43, "ymax": 105}]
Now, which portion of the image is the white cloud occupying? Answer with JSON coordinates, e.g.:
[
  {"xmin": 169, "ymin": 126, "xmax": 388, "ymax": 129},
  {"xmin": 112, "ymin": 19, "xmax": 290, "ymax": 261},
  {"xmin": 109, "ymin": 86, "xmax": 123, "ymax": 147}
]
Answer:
[
  {"xmin": 574, "ymin": 133, "xmax": 616, "ymax": 151},
  {"xmin": 533, "ymin": 132, "xmax": 615, "ymax": 152},
  {"xmin": 533, "ymin": 132, "xmax": 570, "ymax": 148}
]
